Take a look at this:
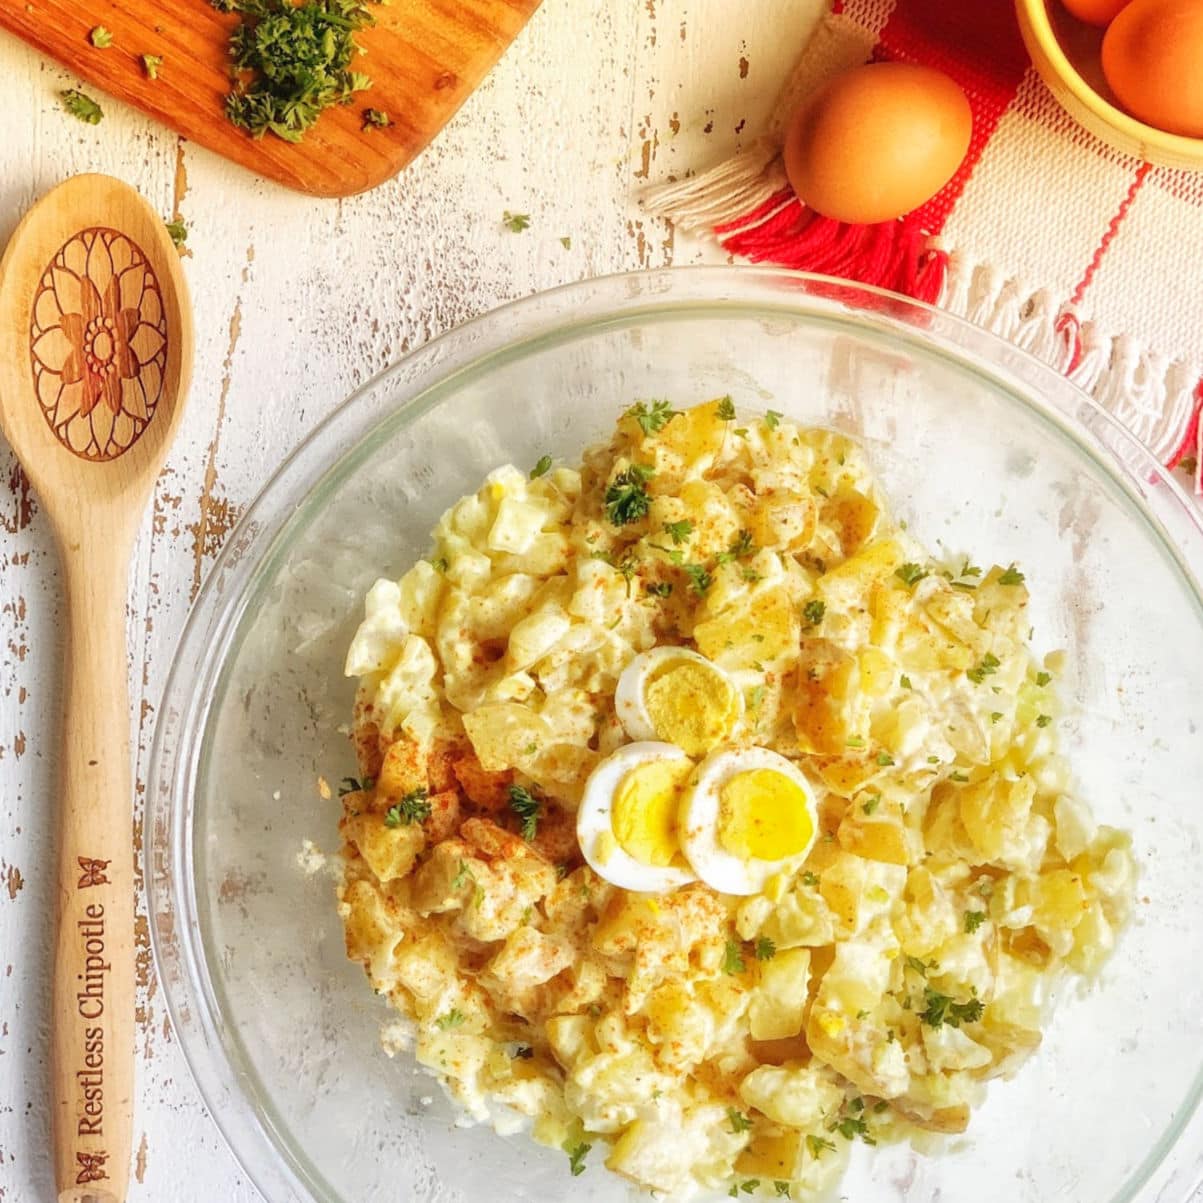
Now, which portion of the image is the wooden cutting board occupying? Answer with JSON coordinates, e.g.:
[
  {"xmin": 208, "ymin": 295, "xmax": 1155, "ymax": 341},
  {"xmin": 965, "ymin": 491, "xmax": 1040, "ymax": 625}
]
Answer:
[{"xmin": 2, "ymin": 0, "xmax": 541, "ymax": 196}]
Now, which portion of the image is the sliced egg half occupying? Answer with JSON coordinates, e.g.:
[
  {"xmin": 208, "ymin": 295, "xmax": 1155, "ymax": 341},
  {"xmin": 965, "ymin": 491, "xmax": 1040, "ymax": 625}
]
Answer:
[
  {"xmin": 577, "ymin": 742, "xmax": 698, "ymax": 892},
  {"xmin": 680, "ymin": 747, "xmax": 819, "ymax": 896},
  {"xmin": 615, "ymin": 647, "xmax": 744, "ymax": 758}
]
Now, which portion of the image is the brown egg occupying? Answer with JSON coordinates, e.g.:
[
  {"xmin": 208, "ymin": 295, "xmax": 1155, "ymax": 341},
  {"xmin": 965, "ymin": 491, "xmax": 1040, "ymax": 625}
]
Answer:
[
  {"xmin": 1061, "ymin": 0, "xmax": 1131, "ymax": 27},
  {"xmin": 1102, "ymin": 0, "xmax": 1203, "ymax": 137},
  {"xmin": 783, "ymin": 63, "xmax": 972, "ymax": 226}
]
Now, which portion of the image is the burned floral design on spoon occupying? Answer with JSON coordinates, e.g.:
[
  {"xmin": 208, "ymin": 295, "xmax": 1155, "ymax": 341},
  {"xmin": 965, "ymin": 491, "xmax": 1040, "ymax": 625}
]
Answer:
[{"xmin": 29, "ymin": 228, "xmax": 168, "ymax": 461}]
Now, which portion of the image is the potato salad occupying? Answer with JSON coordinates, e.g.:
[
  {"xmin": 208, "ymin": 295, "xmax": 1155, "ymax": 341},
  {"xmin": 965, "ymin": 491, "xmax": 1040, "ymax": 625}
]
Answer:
[{"xmin": 337, "ymin": 399, "xmax": 1134, "ymax": 1198}]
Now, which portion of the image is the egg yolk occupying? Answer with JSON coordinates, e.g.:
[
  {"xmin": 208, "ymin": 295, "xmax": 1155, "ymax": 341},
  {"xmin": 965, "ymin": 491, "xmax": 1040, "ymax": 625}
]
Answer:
[
  {"xmin": 612, "ymin": 758, "xmax": 694, "ymax": 867},
  {"xmin": 644, "ymin": 660, "xmax": 739, "ymax": 758},
  {"xmin": 718, "ymin": 769, "xmax": 814, "ymax": 862}
]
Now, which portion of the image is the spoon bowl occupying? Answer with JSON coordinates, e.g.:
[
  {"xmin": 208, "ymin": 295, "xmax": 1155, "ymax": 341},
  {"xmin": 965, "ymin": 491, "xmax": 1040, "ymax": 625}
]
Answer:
[{"xmin": 0, "ymin": 173, "xmax": 191, "ymax": 1203}]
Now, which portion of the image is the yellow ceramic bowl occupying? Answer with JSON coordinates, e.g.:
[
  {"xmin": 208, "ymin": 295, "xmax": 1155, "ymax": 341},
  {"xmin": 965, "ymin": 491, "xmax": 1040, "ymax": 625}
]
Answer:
[{"xmin": 1015, "ymin": 0, "xmax": 1203, "ymax": 170}]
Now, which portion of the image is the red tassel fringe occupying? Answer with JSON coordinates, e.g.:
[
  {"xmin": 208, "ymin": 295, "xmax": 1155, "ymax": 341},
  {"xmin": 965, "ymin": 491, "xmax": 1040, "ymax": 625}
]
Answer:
[
  {"xmin": 715, "ymin": 190, "xmax": 948, "ymax": 304},
  {"xmin": 1167, "ymin": 380, "xmax": 1203, "ymax": 471}
]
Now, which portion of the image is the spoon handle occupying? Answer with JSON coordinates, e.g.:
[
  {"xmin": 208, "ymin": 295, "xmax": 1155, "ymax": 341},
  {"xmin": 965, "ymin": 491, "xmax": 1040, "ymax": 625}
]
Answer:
[{"xmin": 52, "ymin": 545, "xmax": 134, "ymax": 1203}]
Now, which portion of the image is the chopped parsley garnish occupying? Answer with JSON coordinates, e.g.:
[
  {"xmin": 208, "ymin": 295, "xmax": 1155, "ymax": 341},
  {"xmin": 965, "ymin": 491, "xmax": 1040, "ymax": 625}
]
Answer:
[
  {"xmin": 384, "ymin": 788, "xmax": 430, "ymax": 827},
  {"xmin": 626, "ymin": 399, "xmax": 679, "ymax": 436},
  {"xmin": 999, "ymin": 564, "xmax": 1026, "ymax": 585},
  {"xmin": 90, "ymin": 26, "xmax": 113, "ymax": 47},
  {"xmin": 742, "ymin": 567, "xmax": 763, "ymax": 583},
  {"xmin": 727, "ymin": 1107, "xmax": 753, "ymax": 1134},
  {"xmin": 435, "ymin": 1008, "xmax": 465, "ymax": 1030},
  {"xmin": 774, "ymin": 1184, "xmax": 791, "ymax": 1198},
  {"xmin": 763, "ymin": 410, "xmax": 782, "ymax": 431},
  {"xmin": 967, "ymin": 652, "xmax": 1001, "ymax": 684},
  {"xmin": 604, "ymin": 464, "xmax": 655, "ymax": 526},
  {"xmin": 165, "ymin": 219, "xmax": 188, "ymax": 248},
  {"xmin": 663, "ymin": 519, "xmax": 693, "ymax": 544},
  {"xmin": 895, "ymin": 562, "xmax": 928, "ymax": 587},
  {"xmin": 905, "ymin": 954, "xmax": 930, "ymax": 977},
  {"xmin": 920, "ymin": 988, "xmax": 984, "ymax": 1029},
  {"xmin": 805, "ymin": 1134, "xmax": 836, "ymax": 1159},
  {"xmin": 650, "ymin": 542, "xmax": 684, "ymax": 565},
  {"xmin": 959, "ymin": 561, "xmax": 983, "ymax": 578},
  {"xmin": 722, "ymin": 939, "xmax": 746, "ymax": 975},
  {"xmin": 1035, "ymin": 670, "xmax": 1052, "ymax": 687},
  {"xmin": 845, "ymin": 735, "xmax": 866, "ymax": 749},
  {"xmin": 754, "ymin": 936, "xmax": 777, "ymax": 961},
  {"xmin": 142, "ymin": 54, "xmax": 164, "ymax": 78},
  {"xmin": 900, "ymin": 674, "xmax": 913, "ymax": 690},
  {"xmin": 451, "ymin": 860, "xmax": 474, "ymax": 890},
  {"xmin": 875, "ymin": 751, "xmax": 895, "ymax": 767},
  {"xmin": 862, "ymin": 795, "xmax": 881, "ymax": 815},
  {"xmin": 990, "ymin": 711, "xmax": 1003, "ymax": 724},
  {"xmin": 1036, "ymin": 714, "xmax": 1052, "ymax": 728},
  {"xmin": 508, "ymin": 784, "xmax": 542, "ymax": 841},
  {"xmin": 715, "ymin": 395, "xmax": 737, "ymax": 421},
  {"xmin": 726, "ymin": 529, "xmax": 756, "ymax": 559},
  {"xmin": 739, "ymin": 1181, "xmax": 759, "ymax": 1194},
  {"xmin": 502, "ymin": 210, "xmax": 531, "ymax": 232},
  {"xmin": 530, "ymin": 453, "xmax": 553, "ymax": 479},
  {"xmin": 645, "ymin": 581, "xmax": 673, "ymax": 598},
  {"xmin": 964, "ymin": 909, "xmax": 986, "ymax": 933},
  {"xmin": 803, "ymin": 599, "xmax": 826, "ymax": 626},
  {"xmin": 560, "ymin": 235, "xmax": 572, "ymax": 249},
  {"xmin": 362, "ymin": 107, "xmax": 391, "ymax": 129},
  {"xmin": 338, "ymin": 775, "xmax": 374, "ymax": 796},
  {"xmin": 565, "ymin": 1141, "xmax": 591, "ymax": 1177},
  {"xmin": 950, "ymin": 771, "xmax": 969, "ymax": 783},
  {"xmin": 215, "ymin": 0, "xmax": 376, "ymax": 143},
  {"xmin": 832, "ymin": 1111, "xmax": 874, "ymax": 1143},
  {"xmin": 61, "ymin": 89, "xmax": 103, "ymax": 124},
  {"xmin": 801, "ymin": 871, "xmax": 820, "ymax": 887},
  {"xmin": 430, "ymin": 556, "xmax": 449, "ymax": 573},
  {"xmin": 683, "ymin": 563, "xmax": 713, "ymax": 595}
]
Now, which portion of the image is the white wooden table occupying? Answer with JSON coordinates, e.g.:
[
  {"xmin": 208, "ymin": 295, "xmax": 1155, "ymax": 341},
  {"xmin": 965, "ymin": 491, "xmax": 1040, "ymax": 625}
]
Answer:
[
  {"xmin": 0, "ymin": 2, "xmax": 827, "ymax": 1197},
  {"xmin": 3, "ymin": 3, "xmax": 1202, "ymax": 1201}
]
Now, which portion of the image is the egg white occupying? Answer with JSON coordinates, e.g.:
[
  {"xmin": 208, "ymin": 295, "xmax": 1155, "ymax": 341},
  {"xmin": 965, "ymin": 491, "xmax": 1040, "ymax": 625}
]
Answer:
[
  {"xmin": 679, "ymin": 746, "xmax": 819, "ymax": 896},
  {"xmin": 577, "ymin": 741, "xmax": 698, "ymax": 893},
  {"xmin": 614, "ymin": 646, "xmax": 744, "ymax": 746}
]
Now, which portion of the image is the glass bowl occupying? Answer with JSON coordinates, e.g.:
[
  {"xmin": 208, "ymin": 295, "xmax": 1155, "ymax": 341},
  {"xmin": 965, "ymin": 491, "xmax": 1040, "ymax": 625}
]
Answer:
[{"xmin": 147, "ymin": 267, "xmax": 1203, "ymax": 1203}]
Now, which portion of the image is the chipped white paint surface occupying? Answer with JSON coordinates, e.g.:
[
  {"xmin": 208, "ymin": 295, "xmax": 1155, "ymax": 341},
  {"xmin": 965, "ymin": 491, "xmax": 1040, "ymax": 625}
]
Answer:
[{"xmin": 0, "ymin": 2, "xmax": 825, "ymax": 1198}]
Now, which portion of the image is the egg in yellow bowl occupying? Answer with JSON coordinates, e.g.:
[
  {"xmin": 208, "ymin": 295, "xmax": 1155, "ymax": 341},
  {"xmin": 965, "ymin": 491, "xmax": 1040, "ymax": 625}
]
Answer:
[{"xmin": 337, "ymin": 399, "xmax": 1134, "ymax": 1200}]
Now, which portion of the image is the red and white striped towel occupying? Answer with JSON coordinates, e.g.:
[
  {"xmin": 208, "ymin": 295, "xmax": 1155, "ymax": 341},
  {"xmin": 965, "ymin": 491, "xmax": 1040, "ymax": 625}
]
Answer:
[{"xmin": 645, "ymin": 0, "xmax": 1203, "ymax": 491}]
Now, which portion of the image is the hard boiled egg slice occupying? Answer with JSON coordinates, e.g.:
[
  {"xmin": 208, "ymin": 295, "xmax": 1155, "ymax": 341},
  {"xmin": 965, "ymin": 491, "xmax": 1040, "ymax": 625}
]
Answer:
[
  {"xmin": 680, "ymin": 747, "xmax": 819, "ymax": 896},
  {"xmin": 615, "ymin": 647, "xmax": 744, "ymax": 758},
  {"xmin": 577, "ymin": 742, "xmax": 698, "ymax": 892}
]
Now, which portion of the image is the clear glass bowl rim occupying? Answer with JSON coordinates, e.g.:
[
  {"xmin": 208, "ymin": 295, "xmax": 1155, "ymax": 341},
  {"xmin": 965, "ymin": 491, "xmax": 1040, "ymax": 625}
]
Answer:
[{"xmin": 146, "ymin": 265, "xmax": 1203, "ymax": 1203}]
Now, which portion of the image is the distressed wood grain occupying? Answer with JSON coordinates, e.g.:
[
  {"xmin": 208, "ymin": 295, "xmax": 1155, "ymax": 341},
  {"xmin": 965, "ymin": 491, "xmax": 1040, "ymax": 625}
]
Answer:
[{"xmin": 0, "ymin": 2, "xmax": 835, "ymax": 1199}]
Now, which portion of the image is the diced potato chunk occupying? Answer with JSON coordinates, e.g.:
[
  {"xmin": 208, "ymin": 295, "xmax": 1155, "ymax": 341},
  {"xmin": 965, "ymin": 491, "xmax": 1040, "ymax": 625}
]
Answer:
[
  {"xmin": 694, "ymin": 586, "xmax": 799, "ymax": 667},
  {"xmin": 793, "ymin": 638, "xmax": 863, "ymax": 755},
  {"xmin": 462, "ymin": 702, "xmax": 552, "ymax": 772},
  {"xmin": 960, "ymin": 775, "xmax": 1036, "ymax": 865},
  {"xmin": 739, "ymin": 1062, "xmax": 842, "ymax": 1128},
  {"xmin": 823, "ymin": 488, "xmax": 879, "ymax": 556},
  {"xmin": 376, "ymin": 733, "xmax": 428, "ymax": 801},
  {"xmin": 343, "ymin": 812, "xmax": 424, "ymax": 883},
  {"xmin": 838, "ymin": 806, "xmax": 920, "ymax": 866},
  {"xmin": 749, "ymin": 948, "xmax": 812, "ymax": 1040}
]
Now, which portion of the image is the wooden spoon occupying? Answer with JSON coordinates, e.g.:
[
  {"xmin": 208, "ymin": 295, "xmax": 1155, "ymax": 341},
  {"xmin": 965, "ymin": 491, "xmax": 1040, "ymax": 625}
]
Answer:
[{"xmin": 0, "ymin": 175, "xmax": 192, "ymax": 1203}]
